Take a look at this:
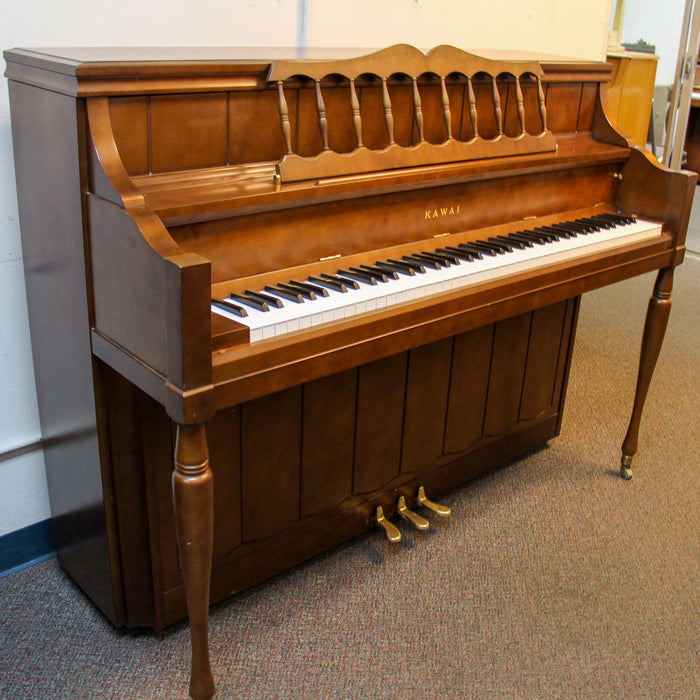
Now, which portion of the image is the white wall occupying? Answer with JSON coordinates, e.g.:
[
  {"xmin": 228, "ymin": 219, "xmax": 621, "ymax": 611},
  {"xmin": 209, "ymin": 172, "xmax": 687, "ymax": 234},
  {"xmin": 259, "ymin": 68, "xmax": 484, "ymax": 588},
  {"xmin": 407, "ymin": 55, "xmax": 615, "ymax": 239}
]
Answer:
[{"xmin": 0, "ymin": 0, "xmax": 612, "ymax": 540}]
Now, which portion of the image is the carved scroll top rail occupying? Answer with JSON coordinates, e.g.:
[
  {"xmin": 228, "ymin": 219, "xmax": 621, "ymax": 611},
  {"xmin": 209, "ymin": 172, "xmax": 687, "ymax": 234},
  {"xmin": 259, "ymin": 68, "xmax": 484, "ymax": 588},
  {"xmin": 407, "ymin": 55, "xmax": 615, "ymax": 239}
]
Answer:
[
  {"xmin": 268, "ymin": 44, "xmax": 546, "ymax": 82},
  {"xmin": 268, "ymin": 44, "xmax": 556, "ymax": 183}
]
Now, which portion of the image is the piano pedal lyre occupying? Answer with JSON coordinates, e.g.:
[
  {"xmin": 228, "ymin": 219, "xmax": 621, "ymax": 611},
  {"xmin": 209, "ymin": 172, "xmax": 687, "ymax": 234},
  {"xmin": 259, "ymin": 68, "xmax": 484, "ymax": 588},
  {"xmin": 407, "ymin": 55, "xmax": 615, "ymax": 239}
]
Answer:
[
  {"xmin": 417, "ymin": 486, "xmax": 451, "ymax": 517},
  {"xmin": 375, "ymin": 506, "xmax": 401, "ymax": 543},
  {"xmin": 397, "ymin": 496, "xmax": 430, "ymax": 530}
]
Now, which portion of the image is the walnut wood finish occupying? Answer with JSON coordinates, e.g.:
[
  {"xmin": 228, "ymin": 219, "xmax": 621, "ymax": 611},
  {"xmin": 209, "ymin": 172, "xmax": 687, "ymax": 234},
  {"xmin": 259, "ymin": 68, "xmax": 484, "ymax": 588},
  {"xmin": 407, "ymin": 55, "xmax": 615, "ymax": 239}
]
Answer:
[
  {"xmin": 620, "ymin": 267, "xmax": 674, "ymax": 479},
  {"xmin": 4, "ymin": 46, "xmax": 694, "ymax": 699}
]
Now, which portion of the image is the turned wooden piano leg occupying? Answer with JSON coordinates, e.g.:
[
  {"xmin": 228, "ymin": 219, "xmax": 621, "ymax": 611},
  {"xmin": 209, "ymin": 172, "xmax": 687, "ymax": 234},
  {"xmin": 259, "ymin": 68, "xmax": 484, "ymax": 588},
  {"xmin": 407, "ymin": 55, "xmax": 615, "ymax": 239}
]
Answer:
[
  {"xmin": 620, "ymin": 267, "xmax": 674, "ymax": 480},
  {"xmin": 173, "ymin": 423, "xmax": 215, "ymax": 700}
]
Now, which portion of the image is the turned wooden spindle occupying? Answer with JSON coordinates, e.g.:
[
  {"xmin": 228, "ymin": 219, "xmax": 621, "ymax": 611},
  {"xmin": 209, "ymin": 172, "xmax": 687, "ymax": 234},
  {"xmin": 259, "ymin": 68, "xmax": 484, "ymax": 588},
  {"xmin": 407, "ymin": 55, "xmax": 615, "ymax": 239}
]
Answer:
[
  {"xmin": 411, "ymin": 77, "xmax": 425, "ymax": 143},
  {"xmin": 315, "ymin": 79, "xmax": 329, "ymax": 151},
  {"xmin": 440, "ymin": 76, "xmax": 452, "ymax": 141},
  {"xmin": 515, "ymin": 75, "xmax": 526, "ymax": 135},
  {"xmin": 467, "ymin": 76, "xmax": 478, "ymax": 138},
  {"xmin": 536, "ymin": 76, "xmax": 547, "ymax": 133},
  {"xmin": 381, "ymin": 77, "xmax": 395, "ymax": 145},
  {"xmin": 620, "ymin": 267, "xmax": 675, "ymax": 479},
  {"xmin": 349, "ymin": 78, "xmax": 363, "ymax": 148},
  {"xmin": 491, "ymin": 75, "xmax": 503, "ymax": 136},
  {"xmin": 173, "ymin": 423, "xmax": 215, "ymax": 700},
  {"xmin": 276, "ymin": 80, "xmax": 293, "ymax": 155}
]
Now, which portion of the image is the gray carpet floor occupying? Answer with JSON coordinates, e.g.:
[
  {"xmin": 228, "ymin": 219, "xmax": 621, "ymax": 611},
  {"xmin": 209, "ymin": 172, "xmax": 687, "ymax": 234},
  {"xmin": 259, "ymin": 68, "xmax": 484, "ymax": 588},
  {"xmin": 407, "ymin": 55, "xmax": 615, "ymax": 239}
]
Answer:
[{"xmin": 1, "ymin": 231, "xmax": 699, "ymax": 699}]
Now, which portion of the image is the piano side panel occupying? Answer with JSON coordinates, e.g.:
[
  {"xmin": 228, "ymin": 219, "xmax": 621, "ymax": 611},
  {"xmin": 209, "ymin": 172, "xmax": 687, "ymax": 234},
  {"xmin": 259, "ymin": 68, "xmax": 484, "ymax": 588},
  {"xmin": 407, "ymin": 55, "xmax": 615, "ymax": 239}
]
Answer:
[
  {"xmin": 301, "ymin": 369, "xmax": 356, "ymax": 517},
  {"xmin": 7, "ymin": 80, "xmax": 123, "ymax": 626},
  {"xmin": 240, "ymin": 386, "xmax": 302, "ymax": 542},
  {"xmin": 353, "ymin": 353, "xmax": 407, "ymax": 494},
  {"xmin": 400, "ymin": 337, "xmax": 453, "ymax": 473},
  {"xmin": 444, "ymin": 325, "xmax": 494, "ymax": 453}
]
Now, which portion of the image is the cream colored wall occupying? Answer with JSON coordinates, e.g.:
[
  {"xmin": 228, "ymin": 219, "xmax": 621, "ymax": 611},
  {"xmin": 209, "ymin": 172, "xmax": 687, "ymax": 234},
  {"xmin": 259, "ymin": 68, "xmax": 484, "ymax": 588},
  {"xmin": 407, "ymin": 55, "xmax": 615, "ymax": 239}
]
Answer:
[{"xmin": 309, "ymin": 0, "xmax": 613, "ymax": 61}]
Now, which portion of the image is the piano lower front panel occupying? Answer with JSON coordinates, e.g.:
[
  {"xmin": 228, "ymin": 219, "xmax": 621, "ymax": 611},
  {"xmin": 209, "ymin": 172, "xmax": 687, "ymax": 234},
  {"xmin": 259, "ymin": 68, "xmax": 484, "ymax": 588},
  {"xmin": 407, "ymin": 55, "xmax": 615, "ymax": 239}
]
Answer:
[{"xmin": 99, "ymin": 297, "xmax": 578, "ymax": 629}]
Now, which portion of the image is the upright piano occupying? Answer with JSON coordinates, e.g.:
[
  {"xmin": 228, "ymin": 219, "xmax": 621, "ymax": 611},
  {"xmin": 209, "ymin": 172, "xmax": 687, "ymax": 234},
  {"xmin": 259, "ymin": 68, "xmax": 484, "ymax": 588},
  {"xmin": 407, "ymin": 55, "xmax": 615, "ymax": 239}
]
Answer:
[{"xmin": 4, "ymin": 45, "xmax": 694, "ymax": 699}]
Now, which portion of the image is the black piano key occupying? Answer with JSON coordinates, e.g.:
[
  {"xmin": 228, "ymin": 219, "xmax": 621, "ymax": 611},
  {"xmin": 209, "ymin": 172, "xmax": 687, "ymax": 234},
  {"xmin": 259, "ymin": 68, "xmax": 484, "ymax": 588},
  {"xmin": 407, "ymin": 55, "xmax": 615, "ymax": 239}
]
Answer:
[
  {"xmin": 229, "ymin": 292, "xmax": 270, "ymax": 312},
  {"xmin": 487, "ymin": 237, "xmax": 513, "ymax": 252},
  {"xmin": 423, "ymin": 250, "xmax": 458, "ymax": 265},
  {"xmin": 495, "ymin": 235, "xmax": 525, "ymax": 249},
  {"xmin": 566, "ymin": 221, "xmax": 597, "ymax": 234},
  {"xmin": 403, "ymin": 254, "xmax": 441, "ymax": 270},
  {"xmin": 361, "ymin": 263, "xmax": 397, "ymax": 280},
  {"xmin": 337, "ymin": 268, "xmax": 378, "ymax": 285},
  {"xmin": 573, "ymin": 218, "xmax": 602, "ymax": 232},
  {"xmin": 577, "ymin": 217, "xmax": 611, "ymax": 229},
  {"xmin": 457, "ymin": 242, "xmax": 491, "ymax": 257},
  {"xmin": 532, "ymin": 226, "xmax": 563, "ymax": 240},
  {"xmin": 439, "ymin": 246, "xmax": 477, "ymax": 262},
  {"xmin": 309, "ymin": 275, "xmax": 348, "ymax": 293},
  {"xmin": 475, "ymin": 239, "xmax": 507, "ymax": 254},
  {"xmin": 321, "ymin": 272, "xmax": 360, "ymax": 289},
  {"xmin": 416, "ymin": 251, "xmax": 452, "ymax": 267},
  {"xmin": 211, "ymin": 298, "xmax": 248, "ymax": 317},
  {"xmin": 517, "ymin": 229, "xmax": 554, "ymax": 244},
  {"xmin": 383, "ymin": 258, "xmax": 420, "ymax": 275},
  {"xmin": 591, "ymin": 212, "xmax": 632, "ymax": 226},
  {"xmin": 265, "ymin": 284, "xmax": 304, "ymax": 303},
  {"xmin": 430, "ymin": 249, "xmax": 461, "ymax": 265},
  {"xmin": 245, "ymin": 289, "xmax": 284, "ymax": 308},
  {"xmin": 548, "ymin": 224, "xmax": 579, "ymax": 237},
  {"xmin": 278, "ymin": 281, "xmax": 316, "ymax": 300},
  {"xmin": 288, "ymin": 279, "xmax": 328, "ymax": 298},
  {"xmin": 505, "ymin": 233, "xmax": 536, "ymax": 247},
  {"xmin": 541, "ymin": 225, "xmax": 573, "ymax": 238}
]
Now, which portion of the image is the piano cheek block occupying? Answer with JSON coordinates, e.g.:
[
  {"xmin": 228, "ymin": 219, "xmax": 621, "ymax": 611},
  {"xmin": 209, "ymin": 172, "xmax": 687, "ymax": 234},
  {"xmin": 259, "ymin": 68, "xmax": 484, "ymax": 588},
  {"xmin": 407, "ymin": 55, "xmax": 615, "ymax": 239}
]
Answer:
[{"xmin": 7, "ymin": 43, "xmax": 693, "ymax": 700}]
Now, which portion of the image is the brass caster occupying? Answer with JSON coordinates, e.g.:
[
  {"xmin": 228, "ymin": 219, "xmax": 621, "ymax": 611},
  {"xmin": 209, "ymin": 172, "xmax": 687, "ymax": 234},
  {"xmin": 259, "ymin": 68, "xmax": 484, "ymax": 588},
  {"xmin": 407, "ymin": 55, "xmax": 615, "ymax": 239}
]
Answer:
[
  {"xmin": 375, "ymin": 506, "xmax": 401, "ymax": 543},
  {"xmin": 397, "ymin": 496, "xmax": 430, "ymax": 530},
  {"xmin": 620, "ymin": 454, "xmax": 633, "ymax": 481},
  {"xmin": 417, "ymin": 486, "xmax": 451, "ymax": 517}
]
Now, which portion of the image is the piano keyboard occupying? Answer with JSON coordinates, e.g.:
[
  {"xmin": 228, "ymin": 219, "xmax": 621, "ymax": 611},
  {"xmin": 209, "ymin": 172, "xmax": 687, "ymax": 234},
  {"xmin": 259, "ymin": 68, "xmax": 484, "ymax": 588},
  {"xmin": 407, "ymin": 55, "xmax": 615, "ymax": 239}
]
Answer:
[{"xmin": 212, "ymin": 214, "xmax": 662, "ymax": 342}]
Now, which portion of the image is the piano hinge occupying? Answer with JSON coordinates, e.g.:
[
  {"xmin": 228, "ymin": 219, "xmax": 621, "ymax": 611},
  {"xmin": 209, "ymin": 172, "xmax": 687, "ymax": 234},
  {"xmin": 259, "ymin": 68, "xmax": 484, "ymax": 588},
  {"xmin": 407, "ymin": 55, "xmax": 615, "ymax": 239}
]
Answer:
[
  {"xmin": 612, "ymin": 172, "xmax": 623, "ymax": 180},
  {"xmin": 432, "ymin": 232, "xmax": 450, "ymax": 238},
  {"xmin": 320, "ymin": 253, "xmax": 341, "ymax": 262},
  {"xmin": 523, "ymin": 215, "xmax": 537, "ymax": 221}
]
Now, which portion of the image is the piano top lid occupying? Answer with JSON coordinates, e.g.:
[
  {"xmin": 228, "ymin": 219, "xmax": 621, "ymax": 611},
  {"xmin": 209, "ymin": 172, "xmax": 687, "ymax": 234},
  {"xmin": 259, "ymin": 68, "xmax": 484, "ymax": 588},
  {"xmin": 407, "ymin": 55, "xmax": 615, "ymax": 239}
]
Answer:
[{"xmin": 4, "ymin": 45, "xmax": 612, "ymax": 97}]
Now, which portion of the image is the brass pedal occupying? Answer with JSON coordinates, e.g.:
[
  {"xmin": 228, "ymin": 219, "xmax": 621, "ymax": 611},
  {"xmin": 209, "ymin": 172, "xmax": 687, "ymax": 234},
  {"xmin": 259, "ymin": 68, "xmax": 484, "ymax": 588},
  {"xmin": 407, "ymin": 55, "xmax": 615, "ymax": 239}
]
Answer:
[
  {"xmin": 375, "ymin": 506, "xmax": 401, "ymax": 543},
  {"xmin": 397, "ymin": 496, "xmax": 430, "ymax": 530},
  {"xmin": 417, "ymin": 486, "xmax": 451, "ymax": 517}
]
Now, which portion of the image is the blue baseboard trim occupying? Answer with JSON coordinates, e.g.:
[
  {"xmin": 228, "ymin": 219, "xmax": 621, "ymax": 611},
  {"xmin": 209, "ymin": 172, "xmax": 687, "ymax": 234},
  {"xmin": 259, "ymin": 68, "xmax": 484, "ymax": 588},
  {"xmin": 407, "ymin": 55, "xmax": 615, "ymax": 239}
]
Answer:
[{"xmin": 0, "ymin": 518, "xmax": 56, "ymax": 578}]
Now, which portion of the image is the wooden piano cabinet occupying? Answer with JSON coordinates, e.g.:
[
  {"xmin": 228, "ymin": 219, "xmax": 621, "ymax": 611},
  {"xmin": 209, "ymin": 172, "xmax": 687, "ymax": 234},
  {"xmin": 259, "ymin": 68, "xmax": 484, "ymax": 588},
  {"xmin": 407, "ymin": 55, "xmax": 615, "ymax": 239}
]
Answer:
[
  {"xmin": 95, "ymin": 298, "xmax": 577, "ymax": 631},
  {"xmin": 5, "ymin": 46, "xmax": 694, "ymax": 698}
]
